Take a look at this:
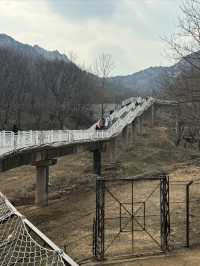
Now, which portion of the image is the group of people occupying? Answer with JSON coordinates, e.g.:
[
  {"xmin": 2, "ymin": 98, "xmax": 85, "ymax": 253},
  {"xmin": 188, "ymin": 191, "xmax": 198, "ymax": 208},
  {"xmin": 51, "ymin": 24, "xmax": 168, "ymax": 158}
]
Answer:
[
  {"xmin": 95, "ymin": 97, "xmax": 148, "ymax": 131},
  {"xmin": 95, "ymin": 112, "xmax": 113, "ymax": 130}
]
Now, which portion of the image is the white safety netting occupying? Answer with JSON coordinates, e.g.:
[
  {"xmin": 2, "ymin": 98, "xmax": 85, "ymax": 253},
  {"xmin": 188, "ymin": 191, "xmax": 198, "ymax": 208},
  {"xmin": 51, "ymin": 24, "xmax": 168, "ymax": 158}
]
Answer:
[{"xmin": 0, "ymin": 193, "xmax": 65, "ymax": 265}]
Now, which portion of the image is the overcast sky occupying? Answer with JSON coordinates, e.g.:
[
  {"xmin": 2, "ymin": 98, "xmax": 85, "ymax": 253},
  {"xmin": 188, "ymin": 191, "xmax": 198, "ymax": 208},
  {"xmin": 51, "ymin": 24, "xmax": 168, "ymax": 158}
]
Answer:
[{"xmin": 0, "ymin": 0, "xmax": 183, "ymax": 75}]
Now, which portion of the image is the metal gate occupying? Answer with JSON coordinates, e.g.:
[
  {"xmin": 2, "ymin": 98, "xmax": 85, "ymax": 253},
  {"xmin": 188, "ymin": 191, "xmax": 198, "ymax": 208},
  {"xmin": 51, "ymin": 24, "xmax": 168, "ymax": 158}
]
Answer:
[{"xmin": 93, "ymin": 175, "xmax": 170, "ymax": 260}]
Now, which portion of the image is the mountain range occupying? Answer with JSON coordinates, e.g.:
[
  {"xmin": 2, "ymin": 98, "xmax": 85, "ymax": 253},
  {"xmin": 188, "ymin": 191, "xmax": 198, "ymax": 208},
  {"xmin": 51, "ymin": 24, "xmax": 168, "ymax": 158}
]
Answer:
[
  {"xmin": 0, "ymin": 34, "xmax": 70, "ymax": 63},
  {"xmin": 110, "ymin": 57, "xmax": 194, "ymax": 96},
  {"xmin": 0, "ymin": 33, "xmax": 195, "ymax": 96}
]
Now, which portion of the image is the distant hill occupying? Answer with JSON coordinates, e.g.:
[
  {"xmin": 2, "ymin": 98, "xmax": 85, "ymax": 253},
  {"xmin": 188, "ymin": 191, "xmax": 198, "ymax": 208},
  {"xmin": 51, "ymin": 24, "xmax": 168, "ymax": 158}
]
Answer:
[
  {"xmin": 0, "ymin": 33, "xmax": 199, "ymax": 130},
  {"xmin": 0, "ymin": 34, "xmax": 124, "ymax": 130},
  {"xmin": 110, "ymin": 53, "xmax": 199, "ymax": 96},
  {"xmin": 0, "ymin": 34, "xmax": 70, "ymax": 63}
]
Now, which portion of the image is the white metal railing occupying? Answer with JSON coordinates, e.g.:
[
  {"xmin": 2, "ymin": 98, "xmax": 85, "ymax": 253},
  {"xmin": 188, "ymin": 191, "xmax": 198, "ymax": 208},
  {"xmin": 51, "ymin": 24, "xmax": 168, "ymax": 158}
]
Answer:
[{"xmin": 0, "ymin": 97, "xmax": 156, "ymax": 156}]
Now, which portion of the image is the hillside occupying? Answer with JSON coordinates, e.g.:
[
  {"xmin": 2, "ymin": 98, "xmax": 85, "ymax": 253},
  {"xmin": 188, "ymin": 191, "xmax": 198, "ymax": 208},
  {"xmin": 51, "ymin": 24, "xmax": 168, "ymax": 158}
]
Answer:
[
  {"xmin": 0, "ymin": 34, "xmax": 70, "ymax": 63},
  {"xmin": 0, "ymin": 33, "xmax": 199, "ymax": 130},
  {"xmin": 110, "ymin": 52, "xmax": 200, "ymax": 96},
  {"xmin": 0, "ymin": 34, "xmax": 128, "ymax": 130}
]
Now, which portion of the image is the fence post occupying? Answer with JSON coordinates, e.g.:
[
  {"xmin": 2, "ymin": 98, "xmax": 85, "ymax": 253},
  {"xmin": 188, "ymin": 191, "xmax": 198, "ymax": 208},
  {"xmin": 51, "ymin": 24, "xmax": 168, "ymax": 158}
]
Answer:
[
  {"xmin": 160, "ymin": 175, "xmax": 170, "ymax": 251},
  {"xmin": 94, "ymin": 176, "xmax": 105, "ymax": 260},
  {"xmin": 186, "ymin": 181, "xmax": 193, "ymax": 248}
]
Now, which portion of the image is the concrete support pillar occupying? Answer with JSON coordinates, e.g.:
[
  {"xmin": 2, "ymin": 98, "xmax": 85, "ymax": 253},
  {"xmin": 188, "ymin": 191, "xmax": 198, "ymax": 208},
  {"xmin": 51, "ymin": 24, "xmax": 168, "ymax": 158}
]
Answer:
[
  {"xmin": 33, "ymin": 158, "xmax": 57, "ymax": 207},
  {"xmin": 137, "ymin": 116, "xmax": 142, "ymax": 135},
  {"xmin": 108, "ymin": 137, "xmax": 117, "ymax": 162},
  {"xmin": 151, "ymin": 104, "xmax": 155, "ymax": 127},
  {"xmin": 35, "ymin": 165, "xmax": 49, "ymax": 207},
  {"xmin": 128, "ymin": 124, "xmax": 133, "ymax": 144},
  {"xmin": 132, "ymin": 122, "xmax": 136, "ymax": 140},
  {"xmin": 93, "ymin": 149, "xmax": 101, "ymax": 176},
  {"xmin": 122, "ymin": 126, "xmax": 129, "ymax": 147}
]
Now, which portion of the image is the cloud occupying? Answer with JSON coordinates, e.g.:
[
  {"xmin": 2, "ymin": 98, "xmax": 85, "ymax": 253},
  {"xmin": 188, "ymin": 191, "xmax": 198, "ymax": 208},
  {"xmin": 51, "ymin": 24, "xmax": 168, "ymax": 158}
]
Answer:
[
  {"xmin": 46, "ymin": 0, "xmax": 117, "ymax": 22},
  {"xmin": 0, "ymin": 0, "xmax": 183, "ymax": 75}
]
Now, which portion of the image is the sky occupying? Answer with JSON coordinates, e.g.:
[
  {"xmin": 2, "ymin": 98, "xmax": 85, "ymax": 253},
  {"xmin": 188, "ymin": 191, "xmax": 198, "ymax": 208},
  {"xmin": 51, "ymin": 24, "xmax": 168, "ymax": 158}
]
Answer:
[{"xmin": 0, "ymin": 0, "xmax": 183, "ymax": 75}]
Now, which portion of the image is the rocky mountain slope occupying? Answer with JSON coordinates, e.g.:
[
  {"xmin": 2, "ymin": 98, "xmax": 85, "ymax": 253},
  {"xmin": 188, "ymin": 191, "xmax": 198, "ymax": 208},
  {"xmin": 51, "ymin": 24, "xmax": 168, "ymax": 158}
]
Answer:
[
  {"xmin": 110, "ymin": 53, "xmax": 198, "ymax": 95},
  {"xmin": 0, "ymin": 34, "xmax": 70, "ymax": 63}
]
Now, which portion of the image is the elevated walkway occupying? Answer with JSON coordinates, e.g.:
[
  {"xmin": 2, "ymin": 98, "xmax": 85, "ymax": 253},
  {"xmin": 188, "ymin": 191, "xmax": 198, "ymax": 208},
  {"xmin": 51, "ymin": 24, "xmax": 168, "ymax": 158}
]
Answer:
[{"xmin": 0, "ymin": 97, "xmax": 175, "ymax": 160}]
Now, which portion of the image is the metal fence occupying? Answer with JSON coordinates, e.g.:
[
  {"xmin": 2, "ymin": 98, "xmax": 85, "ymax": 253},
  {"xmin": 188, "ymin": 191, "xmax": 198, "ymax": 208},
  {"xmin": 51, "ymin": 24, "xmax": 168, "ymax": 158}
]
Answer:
[
  {"xmin": 93, "ymin": 175, "xmax": 170, "ymax": 260},
  {"xmin": 92, "ymin": 175, "xmax": 200, "ymax": 261},
  {"xmin": 61, "ymin": 175, "xmax": 200, "ymax": 263}
]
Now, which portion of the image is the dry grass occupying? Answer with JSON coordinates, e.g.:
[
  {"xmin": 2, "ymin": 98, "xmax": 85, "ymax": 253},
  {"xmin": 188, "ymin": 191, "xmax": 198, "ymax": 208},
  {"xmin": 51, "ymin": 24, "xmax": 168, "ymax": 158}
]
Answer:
[{"xmin": 0, "ymin": 126, "xmax": 200, "ymax": 265}]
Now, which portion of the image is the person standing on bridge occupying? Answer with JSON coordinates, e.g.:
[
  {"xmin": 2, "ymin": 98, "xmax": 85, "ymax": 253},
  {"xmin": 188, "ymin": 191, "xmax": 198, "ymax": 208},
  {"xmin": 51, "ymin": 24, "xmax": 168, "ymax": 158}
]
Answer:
[
  {"xmin": 12, "ymin": 124, "xmax": 18, "ymax": 149},
  {"xmin": 12, "ymin": 124, "xmax": 18, "ymax": 135}
]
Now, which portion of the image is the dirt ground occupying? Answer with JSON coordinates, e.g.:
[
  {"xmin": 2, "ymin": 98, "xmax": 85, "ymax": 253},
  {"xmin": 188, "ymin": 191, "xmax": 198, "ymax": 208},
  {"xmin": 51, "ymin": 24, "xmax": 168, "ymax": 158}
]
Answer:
[
  {"xmin": 101, "ymin": 247, "xmax": 200, "ymax": 266},
  {"xmin": 1, "ymin": 127, "xmax": 200, "ymax": 265}
]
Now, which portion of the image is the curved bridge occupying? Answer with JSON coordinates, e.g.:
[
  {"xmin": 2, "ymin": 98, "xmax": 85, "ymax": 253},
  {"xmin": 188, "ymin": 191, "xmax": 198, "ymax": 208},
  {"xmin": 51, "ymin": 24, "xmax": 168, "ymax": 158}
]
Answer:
[
  {"xmin": 0, "ymin": 96, "xmax": 176, "ymax": 266},
  {"xmin": 0, "ymin": 97, "xmax": 176, "ymax": 206},
  {"xmin": 0, "ymin": 97, "xmax": 175, "ymax": 160}
]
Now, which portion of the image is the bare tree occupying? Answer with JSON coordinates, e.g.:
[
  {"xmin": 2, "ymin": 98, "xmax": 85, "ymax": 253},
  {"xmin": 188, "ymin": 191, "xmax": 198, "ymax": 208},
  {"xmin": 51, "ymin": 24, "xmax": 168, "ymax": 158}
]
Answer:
[
  {"xmin": 162, "ymin": 0, "xmax": 200, "ymax": 145},
  {"xmin": 93, "ymin": 53, "xmax": 114, "ymax": 118},
  {"xmin": 167, "ymin": 0, "xmax": 200, "ymax": 70},
  {"xmin": 0, "ymin": 47, "xmax": 96, "ymax": 130}
]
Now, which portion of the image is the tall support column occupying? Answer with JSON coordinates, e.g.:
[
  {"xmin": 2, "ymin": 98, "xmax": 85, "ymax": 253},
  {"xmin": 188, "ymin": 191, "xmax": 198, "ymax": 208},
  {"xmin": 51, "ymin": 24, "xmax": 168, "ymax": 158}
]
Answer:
[
  {"xmin": 108, "ymin": 138, "xmax": 117, "ymax": 162},
  {"xmin": 122, "ymin": 126, "xmax": 129, "ymax": 147},
  {"xmin": 128, "ymin": 124, "xmax": 133, "ymax": 144},
  {"xmin": 132, "ymin": 121, "xmax": 136, "ymax": 140},
  {"xmin": 93, "ymin": 149, "xmax": 101, "ymax": 175},
  {"xmin": 160, "ymin": 175, "xmax": 170, "ymax": 251},
  {"xmin": 35, "ymin": 165, "xmax": 49, "ymax": 207},
  {"xmin": 33, "ymin": 159, "xmax": 57, "ymax": 207},
  {"xmin": 152, "ymin": 103, "xmax": 155, "ymax": 127},
  {"xmin": 137, "ymin": 116, "xmax": 142, "ymax": 135},
  {"xmin": 94, "ymin": 176, "xmax": 105, "ymax": 260}
]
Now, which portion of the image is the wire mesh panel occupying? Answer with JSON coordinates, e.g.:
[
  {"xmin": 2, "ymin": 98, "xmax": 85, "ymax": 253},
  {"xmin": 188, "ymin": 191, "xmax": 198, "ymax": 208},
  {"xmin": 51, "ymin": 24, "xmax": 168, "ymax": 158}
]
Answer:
[
  {"xmin": 63, "ymin": 189, "xmax": 96, "ymax": 264},
  {"xmin": 169, "ymin": 182, "xmax": 187, "ymax": 248},
  {"xmin": 189, "ymin": 180, "xmax": 200, "ymax": 246},
  {"xmin": 100, "ymin": 177, "xmax": 163, "ymax": 258}
]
